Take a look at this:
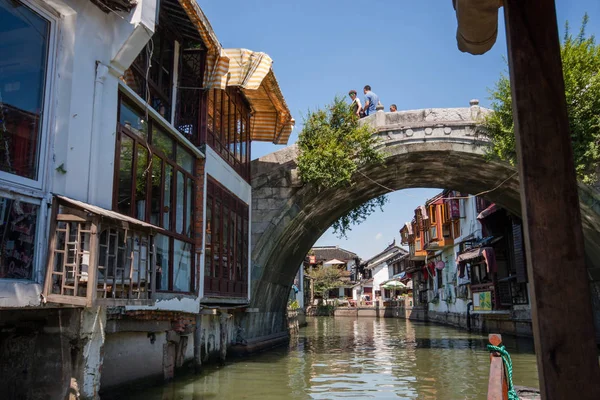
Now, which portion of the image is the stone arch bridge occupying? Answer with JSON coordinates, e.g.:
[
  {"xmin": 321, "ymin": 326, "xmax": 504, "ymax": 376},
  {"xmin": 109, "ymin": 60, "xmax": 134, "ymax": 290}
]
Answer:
[{"xmin": 245, "ymin": 103, "xmax": 600, "ymax": 339}]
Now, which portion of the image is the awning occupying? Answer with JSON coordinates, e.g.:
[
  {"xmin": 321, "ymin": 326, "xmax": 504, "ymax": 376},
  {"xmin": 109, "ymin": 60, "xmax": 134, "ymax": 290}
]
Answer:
[
  {"xmin": 56, "ymin": 195, "xmax": 161, "ymax": 232},
  {"xmin": 477, "ymin": 203, "xmax": 500, "ymax": 220},
  {"xmin": 455, "ymin": 247, "xmax": 496, "ymax": 273},
  {"xmin": 456, "ymin": 247, "xmax": 487, "ymax": 263},
  {"xmin": 382, "ymin": 281, "xmax": 406, "ymax": 290},
  {"xmin": 173, "ymin": 1, "xmax": 294, "ymax": 144},
  {"xmin": 323, "ymin": 258, "xmax": 346, "ymax": 265},
  {"xmin": 211, "ymin": 49, "xmax": 293, "ymax": 145}
]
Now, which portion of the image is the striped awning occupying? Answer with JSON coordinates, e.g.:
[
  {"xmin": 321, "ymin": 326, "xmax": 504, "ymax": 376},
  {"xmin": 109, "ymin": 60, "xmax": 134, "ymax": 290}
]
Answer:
[
  {"xmin": 223, "ymin": 49, "xmax": 294, "ymax": 145},
  {"xmin": 174, "ymin": 1, "xmax": 294, "ymax": 144},
  {"xmin": 223, "ymin": 48, "xmax": 273, "ymax": 90}
]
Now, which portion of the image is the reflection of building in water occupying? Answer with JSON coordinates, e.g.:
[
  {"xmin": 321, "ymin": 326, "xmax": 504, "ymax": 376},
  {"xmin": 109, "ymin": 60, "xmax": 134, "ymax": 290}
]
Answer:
[{"xmin": 0, "ymin": 0, "xmax": 293, "ymax": 397}]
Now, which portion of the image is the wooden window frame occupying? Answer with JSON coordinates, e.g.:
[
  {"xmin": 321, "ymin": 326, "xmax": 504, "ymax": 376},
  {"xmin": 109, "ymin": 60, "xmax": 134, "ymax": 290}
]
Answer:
[
  {"xmin": 202, "ymin": 88, "xmax": 252, "ymax": 181},
  {"xmin": 204, "ymin": 176, "xmax": 249, "ymax": 298},
  {"xmin": 113, "ymin": 95, "xmax": 196, "ymax": 294}
]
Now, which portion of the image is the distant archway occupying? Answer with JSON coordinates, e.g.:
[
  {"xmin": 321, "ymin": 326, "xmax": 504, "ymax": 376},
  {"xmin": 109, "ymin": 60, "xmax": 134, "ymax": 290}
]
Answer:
[{"xmin": 246, "ymin": 106, "xmax": 600, "ymax": 339}]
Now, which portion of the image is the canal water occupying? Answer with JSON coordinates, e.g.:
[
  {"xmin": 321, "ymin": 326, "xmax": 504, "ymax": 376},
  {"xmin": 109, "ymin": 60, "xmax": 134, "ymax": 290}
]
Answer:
[{"xmin": 113, "ymin": 317, "xmax": 539, "ymax": 400}]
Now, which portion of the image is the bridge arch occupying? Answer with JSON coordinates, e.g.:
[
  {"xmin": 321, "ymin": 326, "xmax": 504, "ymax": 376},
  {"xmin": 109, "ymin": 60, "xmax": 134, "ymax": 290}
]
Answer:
[{"xmin": 247, "ymin": 106, "xmax": 600, "ymax": 338}]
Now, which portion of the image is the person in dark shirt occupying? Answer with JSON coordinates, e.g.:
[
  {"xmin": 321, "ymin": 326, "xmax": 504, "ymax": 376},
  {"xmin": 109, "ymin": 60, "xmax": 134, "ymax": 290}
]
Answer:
[
  {"xmin": 348, "ymin": 90, "xmax": 363, "ymax": 118},
  {"xmin": 389, "ymin": 104, "xmax": 397, "ymax": 112}
]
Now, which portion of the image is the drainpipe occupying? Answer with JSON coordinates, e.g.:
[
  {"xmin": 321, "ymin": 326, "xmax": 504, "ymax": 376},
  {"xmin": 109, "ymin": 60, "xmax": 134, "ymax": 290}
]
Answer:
[
  {"xmin": 87, "ymin": 62, "xmax": 109, "ymax": 203},
  {"xmin": 466, "ymin": 300, "xmax": 473, "ymax": 332}
]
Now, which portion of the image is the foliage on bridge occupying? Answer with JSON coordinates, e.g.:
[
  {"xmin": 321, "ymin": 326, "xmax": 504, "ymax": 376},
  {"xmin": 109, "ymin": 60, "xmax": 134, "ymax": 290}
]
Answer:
[
  {"xmin": 297, "ymin": 97, "xmax": 387, "ymax": 237},
  {"xmin": 485, "ymin": 14, "xmax": 600, "ymax": 185}
]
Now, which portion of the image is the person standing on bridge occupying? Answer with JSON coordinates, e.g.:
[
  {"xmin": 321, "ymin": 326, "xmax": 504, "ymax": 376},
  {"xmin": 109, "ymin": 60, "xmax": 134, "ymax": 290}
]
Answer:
[
  {"xmin": 363, "ymin": 85, "xmax": 379, "ymax": 116},
  {"xmin": 389, "ymin": 104, "xmax": 397, "ymax": 112},
  {"xmin": 348, "ymin": 90, "xmax": 364, "ymax": 118}
]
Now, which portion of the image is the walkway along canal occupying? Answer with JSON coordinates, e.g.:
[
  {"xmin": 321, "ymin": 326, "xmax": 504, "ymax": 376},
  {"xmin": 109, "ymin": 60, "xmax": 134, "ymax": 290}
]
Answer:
[{"xmin": 106, "ymin": 317, "xmax": 539, "ymax": 400}]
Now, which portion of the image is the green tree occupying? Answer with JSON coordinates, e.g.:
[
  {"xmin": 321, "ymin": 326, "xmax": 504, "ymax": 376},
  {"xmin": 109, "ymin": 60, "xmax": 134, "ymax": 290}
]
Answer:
[
  {"xmin": 297, "ymin": 97, "xmax": 387, "ymax": 237},
  {"xmin": 484, "ymin": 14, "xmax": 600, "ymax": 185},
  {"xmin": 306, "ymin": 266, "xmax": 345, "ymax": 299}
]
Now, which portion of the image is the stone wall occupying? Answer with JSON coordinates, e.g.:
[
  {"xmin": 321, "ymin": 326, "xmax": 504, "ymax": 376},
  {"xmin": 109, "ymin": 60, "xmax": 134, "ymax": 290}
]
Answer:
[
  {"xmin": 0, "ymin": 309, "xmax": 82, "ymax": 400},
  {"xmin": 100, "ymin": 309, "xmax": 241, "ymax": 394},
  {"xmin": 249, "ymin": 107, "xmax": 600, "ymax": 343}
]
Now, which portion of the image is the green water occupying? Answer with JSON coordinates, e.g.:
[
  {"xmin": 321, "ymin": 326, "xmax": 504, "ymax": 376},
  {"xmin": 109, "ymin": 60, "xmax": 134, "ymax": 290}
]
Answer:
[{"xmin": 113, "ymin": 317, "xmax": 539, "ymax": 400}]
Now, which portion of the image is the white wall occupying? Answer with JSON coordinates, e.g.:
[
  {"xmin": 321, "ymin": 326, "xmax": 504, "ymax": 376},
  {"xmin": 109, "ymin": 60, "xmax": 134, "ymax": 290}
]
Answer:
[
  {"xmin": 372, "ymin": 263, "xmax": 390, "ymax": 297},
  {"xmin": 0, "ymin": 0, "xmax": 158, "ymax": 308},
  {"xmin": 205, "ymin": 146, "xmax": 251, "ymax": 204}
]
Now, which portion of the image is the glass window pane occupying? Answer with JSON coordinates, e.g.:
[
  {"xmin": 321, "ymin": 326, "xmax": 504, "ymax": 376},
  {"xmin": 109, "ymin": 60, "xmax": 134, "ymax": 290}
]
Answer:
[
  {"xmin": 214, "ymin": 90, "xmax": 222, "ymax": 139},
  {"xmin": 155, "ymin": 234, "xmax": 170, "ymax": 291},
  {"xmin": 186, "ymin": 177, "xmax": 193, "ymax": 235},
  {"xmin": 236, "ymin": 212, "xmax": 242, "ymax": 282},
  {"xmin": 117, "ymin": 135, "xmax": 134, "ymax": 216},
  {"xmin": 0, "ymin": 197, "xmax": 38, "ymax": 280},
  {"xmin": 163, "ymin": 164, "xmax": 173, "ymax": 229},
  {"xmin": 221, "ymin": 92, "xmax": 229, "ymax": 148},
  {"xmin": 235, "ymin": 110, "xmax": 242, "ymax": 162},
  {"xmin": 135, "ymin": 145, "xmax": 148, "ymax": 221},
  {"xmin": 119, "ymin": 101, "xmax": 148, "ymax": 139},
  {"xmin": 243, "ymin": 215, "xmax": 248, "ymax": 282},
  {"xmin": 0, "ymin": 0, "xmax": 49, "ymax": 180},
  {"xmin": 222, "ymin": 204, "xmax": 229, "ymax": 280},
  {"xmin": 150, "ymin": 155, "xmax": 162, "ymax": 226},
  {"xmin": 152, "ymin": 126, "xmax": 174, "ymax": 159},
  {"xmin": 175, "ymin": 171, "xmax": 184, "ymax": 234},
  {"xmin": 205, "ymin": 196, "xmax": 212, "ymax": 278},
  {"xmin": 213, "ymin": 199, "xmax": 221, "ymax": 278},
  {"xmin": 207, "ymin": 90, "xmax": 214, "ymax": 135},
  {"xmin": 240, "ymin": 118, "xmax": 247, "ymax": 164},
  {"xmin": 230, "ymin": 210, "xmax": 235, "ymax": 280},
  {"xmin": 228, "ymin": 101, "xmax": 236, "ymax": 157},
  {"xmin": 176, "ymin": 145, "xmax": 194, "ymax": 173},
  {"xmin": 173, "ymin": 239, "xmax": 192, "ymax": 292}
]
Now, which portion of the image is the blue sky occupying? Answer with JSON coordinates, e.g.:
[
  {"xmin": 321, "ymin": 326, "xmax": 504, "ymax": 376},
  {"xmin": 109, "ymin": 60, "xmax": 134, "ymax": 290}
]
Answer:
[{"xmin": 200, "ymin": 1, "xmax": 600, "ymax": 260}]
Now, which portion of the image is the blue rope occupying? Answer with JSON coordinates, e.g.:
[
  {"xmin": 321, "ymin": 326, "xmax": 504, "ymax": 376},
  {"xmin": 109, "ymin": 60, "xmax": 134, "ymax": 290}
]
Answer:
[{"xmin": 487, "ymin": 344, "xmax": 520, "ymax": 400}]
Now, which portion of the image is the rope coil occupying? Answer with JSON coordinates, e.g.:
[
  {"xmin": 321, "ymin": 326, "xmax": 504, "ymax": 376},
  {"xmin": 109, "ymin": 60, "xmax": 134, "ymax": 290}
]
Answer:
[{"xmin": 487, "ymin": 344, "xmax": 520, "ymax": 400}]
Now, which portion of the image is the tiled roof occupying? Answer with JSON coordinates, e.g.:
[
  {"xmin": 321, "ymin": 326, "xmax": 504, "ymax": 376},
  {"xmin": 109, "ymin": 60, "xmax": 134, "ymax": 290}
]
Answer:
[
  {"xmin": 362, "ymin": 242, "xmax": 408, "ymax": 270},
  {"xmin": 310, "ymin": 246, "xmax": 358, "ymax": 262}
]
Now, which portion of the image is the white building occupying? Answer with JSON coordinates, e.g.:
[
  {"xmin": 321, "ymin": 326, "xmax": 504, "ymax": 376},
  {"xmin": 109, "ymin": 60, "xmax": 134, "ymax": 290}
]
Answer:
[
  {"xmin": 358, "ymin": 242, "xmax": 407, "ymax": 303},
  {"xmin": 0, "ymin": 0, "xmax": 293, "ymax": 397}
]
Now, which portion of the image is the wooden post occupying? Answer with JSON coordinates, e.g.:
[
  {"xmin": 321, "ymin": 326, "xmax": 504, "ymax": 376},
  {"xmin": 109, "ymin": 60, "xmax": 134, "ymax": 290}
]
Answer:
[
  {"xmin": 487, "ymin": 334, "xmax": 508, "ymax": 400},
  {"xmin": 503, "ymin": 1, "xmax": 600, "ymax": 398}
]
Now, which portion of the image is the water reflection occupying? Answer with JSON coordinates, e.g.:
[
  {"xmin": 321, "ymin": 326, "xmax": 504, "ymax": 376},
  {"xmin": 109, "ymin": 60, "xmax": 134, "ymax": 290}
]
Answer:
[{"xmin": 110, "ymin": 317, "xmax": 538, "ymax": 400}]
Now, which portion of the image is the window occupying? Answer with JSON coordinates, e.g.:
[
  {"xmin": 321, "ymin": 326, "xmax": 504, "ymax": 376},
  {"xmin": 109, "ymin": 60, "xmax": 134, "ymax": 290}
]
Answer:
[
  {"xmin": 125, "ymin": 26, "xmax": 175, "ymax": 121},
  {"xmin": 437, "ymin": 269, "xmax": 443, "ymax": 288},
  {"xmin": 430, "ymin": 226, "xmax": 438, "ymax": 240},
  {"xmin": 0, "ymin": 196, "xmax": 39, "ymax": 280},
  {"xmin": 429, "ymin": 205, "xmax": 436, "ymax": 224},
  {"xmin": 203, "ymin": 88, "xmax": 252, "ymax": 180},
  {"xmin": 0, "ymin": 0, "xmax": 52, "ymax": 185},
  {"xmin": 205, "ymin": 177, "xmax": 249, "ymax": 297},
  {"xmin": 114, "ymin": 96, "xmax": 195, "ymax": 293}
]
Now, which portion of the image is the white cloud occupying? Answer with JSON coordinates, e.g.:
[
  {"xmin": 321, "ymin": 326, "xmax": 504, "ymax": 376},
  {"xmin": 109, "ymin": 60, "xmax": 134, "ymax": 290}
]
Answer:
[{"xmin": 375, "ymin": 233, "xmax": 383, "ymax": 240}]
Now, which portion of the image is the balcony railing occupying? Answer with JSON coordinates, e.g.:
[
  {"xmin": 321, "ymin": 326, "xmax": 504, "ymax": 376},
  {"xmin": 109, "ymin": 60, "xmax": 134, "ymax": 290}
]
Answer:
[{"xmin": 43, "ymin": 196, "xmax": 157, "ymax": 307}]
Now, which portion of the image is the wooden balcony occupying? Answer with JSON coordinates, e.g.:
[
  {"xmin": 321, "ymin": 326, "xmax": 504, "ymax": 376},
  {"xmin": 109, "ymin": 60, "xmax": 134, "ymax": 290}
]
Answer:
[{"xmin": 43, "ymin": 196, "xmax": 157, "ymax": 307}]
